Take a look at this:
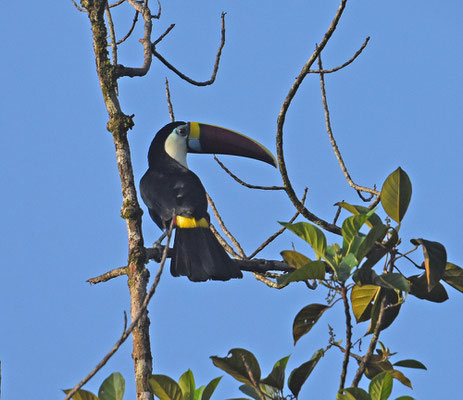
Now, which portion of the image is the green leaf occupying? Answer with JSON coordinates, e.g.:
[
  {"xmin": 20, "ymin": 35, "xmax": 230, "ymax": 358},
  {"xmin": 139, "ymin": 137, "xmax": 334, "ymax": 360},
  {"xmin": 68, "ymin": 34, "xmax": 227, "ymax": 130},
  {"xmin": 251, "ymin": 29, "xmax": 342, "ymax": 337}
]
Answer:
[
  {"xmin": 280, "ymin": 250, "xmax": 312, "ymax": 268},
  {"xmin": 408, "ymin": 274, "xmax": 448, "ymax": 303},
  {"xmin": 238, "ymin": 384, "xmax": 261, "ymax": 400},
  {"xmin": 389, "ymin": 370, "xmax": 412, "ymax": 389},
  {"xmin": 288, "ymin": 349, "xmax": 324, "ymax": 397},
  {"xmin": 179, "ymin": 370, "xmax": 195, "ymax": 400},
  {"xmin": 292, "ymin": 304, "xmax": 329, "ymax": 344},
  {"xmin": 335, "ymin": 253, "xmax": 358, "ymax": 281},
  {"xmin": 201, "ymin": 377, "xmax": 221, "ymax": 400},
  {"xmin": 98, "ymin": 372, "xmax": 125, "ymax": 400},
  {"xmin": 280, "ymin": 222, "xmax": 327, "ymax": 259},
  {"xmin": 261, "ymin": 355, "xmax": 290, "ymax": 391},
  {"xmin": 375, "ymin": 273, "xmax": 410, "ymax": 293},
  {"xmin": 62, "ymin": 389, "xmax": 99, "ymax": 400},
  {"xmin": 337, "ymin": 387, "xmax": 372, "ymax": 400},
  {"xmin": 369, "ymin": 372, "xmax": 393, "ymax": 400},
  {"xmin": 394, "ymin": 396, "xmax": 415, "ymax": 400},
  {"xmin": 194, "ymin": 386, "xmax": 205, "ymax": 400},
  {"xmin": 356, "ymin": 224, "xmax": 389, "ymax": 262},
  {"xmin": 411, "ymin": 239, "xmax": 447, "ymax": 291},
  {"xmin": 210, "ymin": 348, "xmax": 261, "ymax": 387},
  {"xmin": 367, "ymin": 289, "xmax": 401, "ymax": 334},
  {"xmin": 393, "ymin": 359, "xmax": 427, "ymax": 370},
  {"xmin": 342, "ymin": 212, "xmax": 375, "ymax": 254},
  {"xmin": 277, "ymin": 261, "xmax": 325, "ymax": 285},
  {"xmin": 351, "ymin": 285, "xmax": 380, "ymax": 323},
  {"xmin": 443, "ymin": 262, "xmax": 463, "ymax": 293},
  {"xmin": 380, "ymin": 167, "xmax": 412, "ymax": 223},
  {"xmin": 336, "ymin": 202, "xmax": 383, "ymax": 228},
  {"xmin": 361, "ymin": 229, "xmax": 399, "ymax": 271},
  {"xmin": 149, "ymin": 375, "xmax": 183, "ymax": 400}
]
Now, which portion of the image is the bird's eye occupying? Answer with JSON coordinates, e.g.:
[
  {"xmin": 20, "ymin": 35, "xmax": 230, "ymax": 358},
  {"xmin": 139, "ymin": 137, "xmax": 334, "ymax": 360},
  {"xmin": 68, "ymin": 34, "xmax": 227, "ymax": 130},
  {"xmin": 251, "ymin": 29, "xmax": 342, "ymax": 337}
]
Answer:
[{"xmin": 176, "ymin": 125, "xmax": 188, "ymax": 137}]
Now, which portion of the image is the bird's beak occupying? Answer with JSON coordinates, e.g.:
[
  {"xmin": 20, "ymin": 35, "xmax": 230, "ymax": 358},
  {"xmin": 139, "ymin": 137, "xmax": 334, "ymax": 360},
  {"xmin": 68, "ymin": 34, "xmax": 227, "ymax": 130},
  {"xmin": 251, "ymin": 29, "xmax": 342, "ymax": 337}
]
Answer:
[{"xmin": 186, "ymin": 122, "xmax": 277, "ymax": 167}]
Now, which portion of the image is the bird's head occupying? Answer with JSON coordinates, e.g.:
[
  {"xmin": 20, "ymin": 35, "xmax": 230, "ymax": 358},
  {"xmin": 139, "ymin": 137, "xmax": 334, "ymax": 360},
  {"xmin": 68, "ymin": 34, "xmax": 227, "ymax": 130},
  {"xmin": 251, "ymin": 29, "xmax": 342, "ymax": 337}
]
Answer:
[{"xmin": 148, "ymin": 121, "xmax": 277, "ymax": 168}]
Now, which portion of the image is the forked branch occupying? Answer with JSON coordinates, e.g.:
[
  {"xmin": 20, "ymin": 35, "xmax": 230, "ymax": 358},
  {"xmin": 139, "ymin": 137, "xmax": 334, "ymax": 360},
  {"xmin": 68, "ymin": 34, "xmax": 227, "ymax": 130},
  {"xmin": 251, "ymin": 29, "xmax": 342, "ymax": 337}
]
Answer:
[{"xmin": 151, "ymin": 13, "xmax": 226, "ymax": 86}]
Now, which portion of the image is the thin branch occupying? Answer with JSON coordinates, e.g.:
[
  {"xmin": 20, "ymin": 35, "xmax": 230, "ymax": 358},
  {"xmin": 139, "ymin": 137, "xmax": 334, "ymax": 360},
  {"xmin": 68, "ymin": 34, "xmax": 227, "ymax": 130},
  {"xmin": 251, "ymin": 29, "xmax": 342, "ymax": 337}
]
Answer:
[
  {"xmin": 72, "ymin": 0, "xmax": 87, "ymax": 12},
  {"xmin": 352, "ymin": 297, "xmax": 386, "ymax": 387},
  {"xmin": 151, "ymin": 13, "xmax": 226, "ymax": 86},
  {"xmin": 87, "ymin": 266, "xmax": 128, "ymax": 284},
  {"xmin": 115, "ymin": 0, "xmax": 153, "ymax": 78},
  {"xmin": 339, "ymin": 286, "xmax": 352, "ymax": 391},
  {"xmin": 238, "ymin": 259, "xmax": 293, "ymax": 273},
  {"xmin": 318, "ymin": 52, "xmax": 380, "ymax": 198},
  {"xmin": 105, "ymin": 4, "xmax": 118, "ymax": 65},
  {"xmin": 151, "ymin": 0, "xmax": 161, "ymax": 19},
  {"xmin": 64, "ymin": 222, "xmax": 174, "ymax": 400},
  {"xmin": 308, "ymin": 37, "xmax": 370, "ymax": 74},
  {"xmin": 210, "ymin": 224, "xmax": 241, "ymax": 258},
  {"xmin": 206, "ymin": 192, "xmax": 246, "ymax": 258},
  {"xmin": 251, "ymin": 272, "xmax": 286, "ymax": 289},
  {"xmin": 109, "ymin": 0, "xmax": 125, "ymax": 8},
  {"xmin": 249, "ymin": 188, "xmax": 308, "ymax": 259},
  {"xmin": 276, "ymin": 0, "xmax": 348, "ymax": 235},
  {"xmin": 152, "ymin": 23, "xmax": 175, "ymax": 47},
  {"xmin": 116, "ymin": 10, "xmax": 139, "ymax": 45},
  {"xmin": 214, "ymin": 155, "xmax": 285, "ymax": 191},
  {"xmin": 333, "ymin": 202, "xmax": 342, "ymax": 225},
  {"xmin": 165, "ymin": 77, "xmax": 175, "ymax": 122}
]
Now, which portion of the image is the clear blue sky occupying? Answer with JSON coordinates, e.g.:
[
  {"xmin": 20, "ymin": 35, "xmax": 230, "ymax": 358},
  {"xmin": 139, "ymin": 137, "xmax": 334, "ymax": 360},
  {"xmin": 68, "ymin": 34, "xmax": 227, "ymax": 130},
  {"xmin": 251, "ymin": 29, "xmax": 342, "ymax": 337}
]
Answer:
[{"xmin": 1, "ymin": 1, "xmax": 462, "ymax": 399}]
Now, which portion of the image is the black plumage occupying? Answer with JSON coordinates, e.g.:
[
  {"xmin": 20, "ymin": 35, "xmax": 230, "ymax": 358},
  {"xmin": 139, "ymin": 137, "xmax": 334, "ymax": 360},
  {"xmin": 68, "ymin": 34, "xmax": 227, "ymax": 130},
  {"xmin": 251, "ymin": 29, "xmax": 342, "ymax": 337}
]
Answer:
[{"xmin": 140, "ymin": 122, "xmax": 242, "ymax": 282}]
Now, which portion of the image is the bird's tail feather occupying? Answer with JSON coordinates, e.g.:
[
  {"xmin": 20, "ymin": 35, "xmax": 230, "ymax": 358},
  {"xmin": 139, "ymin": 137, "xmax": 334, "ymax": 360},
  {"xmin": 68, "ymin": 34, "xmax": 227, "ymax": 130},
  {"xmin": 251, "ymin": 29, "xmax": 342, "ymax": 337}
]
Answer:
[{"xmin": 171, "ymin": 227, "xmax": 243, "ymax": 282}]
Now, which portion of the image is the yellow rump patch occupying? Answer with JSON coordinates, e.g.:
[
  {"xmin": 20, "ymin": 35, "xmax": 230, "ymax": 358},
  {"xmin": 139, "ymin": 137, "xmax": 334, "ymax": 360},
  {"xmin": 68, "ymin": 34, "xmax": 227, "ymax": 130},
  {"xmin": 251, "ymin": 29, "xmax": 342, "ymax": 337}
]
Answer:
[
  {"xmin": 189, "ymin": 122, "xmax": 200, "ymax": 139},
  {"xmin": 175, "ymin": 215, "xmax": 209, "ymax": 228}
]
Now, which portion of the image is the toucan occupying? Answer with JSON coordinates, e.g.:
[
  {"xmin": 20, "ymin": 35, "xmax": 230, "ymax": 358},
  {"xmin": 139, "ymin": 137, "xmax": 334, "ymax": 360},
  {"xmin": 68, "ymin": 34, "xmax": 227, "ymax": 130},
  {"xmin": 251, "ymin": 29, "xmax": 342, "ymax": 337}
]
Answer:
[{"xmin": 140, "ymin": 121, "xmax": 276, "ymax": 282}]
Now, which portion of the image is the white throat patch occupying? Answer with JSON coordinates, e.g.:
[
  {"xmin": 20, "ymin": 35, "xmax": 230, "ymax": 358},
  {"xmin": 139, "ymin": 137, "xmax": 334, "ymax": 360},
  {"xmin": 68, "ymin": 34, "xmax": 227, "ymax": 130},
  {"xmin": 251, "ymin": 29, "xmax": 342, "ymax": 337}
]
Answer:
[{"xmin": 164, "ymin": 131, "xmax": 188, "ymax": 168}]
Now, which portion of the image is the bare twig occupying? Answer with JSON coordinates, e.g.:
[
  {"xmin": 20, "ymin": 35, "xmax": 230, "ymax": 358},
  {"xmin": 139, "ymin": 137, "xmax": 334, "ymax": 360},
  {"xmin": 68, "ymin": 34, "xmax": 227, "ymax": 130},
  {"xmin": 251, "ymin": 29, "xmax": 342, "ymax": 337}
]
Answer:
[
  {"xmin": 308, "ymin": 37, "xmax": 370, "ymax": 74},
  {"xmin": 152, "ymin": 23, "xmax": 175, "ymax": 47},
  {"xmin": 151, "ymin": 13, "xmax": 226, "ymax": 86},
  {"xmin": 318, "ymin": 52, "xmax": 380, "ymax": 199},
  {"xmin": 333, "ymin": 203, "xmax": 342, "ymax": 225},
  {"xmin": 64, "ymin": 222, "xmax": 174, "ymax": 400},
  {"xmin": 249, "ymin": 188, "xmax": 308, "ymax": 259},
  {"xmin": 87, "ymin": 266, "xmax": 128, "ymax": 284},
  {"xmin": 115, "ymin": 0, "xmax": 153, "ymax": 78},
  {"xmin": 116, "ymin": 11, "xmax": 139, "ymax": 45},
  {"xmin": 276, "ymin": 0, "xmax": 348, "ymax": 235},
  {"xmin": 165, "ymin": 77, "xmax": 175, "ymax": 122},
  {"xmin": 214, "ymin": 155, "xmax": 285, "ymax": 191},
  {"xmin": 151, "ymin": 0, "xmax": 161, "ymax": 19},
  {"xmin": 210, "ymin": 224, "xmax": 241, "ymax": 258},
  {"xmin": 206, "ymin": 192, "xmax": 247, "ymax": 258},
  {"xmin": 109, "ymin": 0, "xmax": 125, "ymax": 8},
  {"xmin": 352, "ymin": 297, "xmax": 386, "ymax": 387},
  {"xmin": 105, "ymin": 4, "xmax": 118, "ymax": 65},
  {"xmin": 72, "ymin": 0, "xmax": 87, "ymax": 12},
  {"xmin": 339, "ymin": 286, "xmax": 352, "ymax": 390}
]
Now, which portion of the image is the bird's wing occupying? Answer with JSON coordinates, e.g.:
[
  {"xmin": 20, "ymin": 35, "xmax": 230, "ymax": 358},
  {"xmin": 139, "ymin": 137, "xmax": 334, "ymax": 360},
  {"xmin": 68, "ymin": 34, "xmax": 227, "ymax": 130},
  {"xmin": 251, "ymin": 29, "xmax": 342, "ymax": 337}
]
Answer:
[{"xmin": 140, "ymin": 167, "xmax": 208, "ymax": 229}]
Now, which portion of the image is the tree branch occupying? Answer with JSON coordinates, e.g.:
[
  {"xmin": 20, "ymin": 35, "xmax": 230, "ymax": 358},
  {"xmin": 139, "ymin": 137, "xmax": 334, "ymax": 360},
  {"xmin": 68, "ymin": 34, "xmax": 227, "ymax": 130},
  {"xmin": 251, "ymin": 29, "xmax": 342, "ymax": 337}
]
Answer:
[
  {"xmin": 87, "ymin": 266, "xmax": 128, "ymax": 284},
  {"xmin": 206, "ymin": 192, "xmax": 247, "ymax": 258},
  {"xmin": 317, "ymin": 52, "xmax": 380, "ymax": 198},
  {"xmin": 165, "ymin": 77, "xmax": 175, "ymax": 122},
  {"xmin": 115, "ymin": 0, "xmax": 153, "ymax": 78},
  {"xmin": 64, "ymin": 223, "xmax": 173, "ymax": 400},
  {"xmin": 116, "ymin": 10, "xmax": 139, "ymax": 45},
  {"xmin": 352, "ymin": 297, "xmax": 386, "ymax": 387},
  {"xmin": 151, "ymin": 13, "xmax": 226, "ymax": 86},
  {"xmin": 249, "ymin": 188, "xmax": 308, "ymax": 259},
  {"xmin": 308, "ymin": 37, "xmax": 370, "ymax": 74},
  {"xmin": 276, "ymin": 0, "xmax": 348, "ymax": 235},
  {"xmin": 214, "ymin": 155, "xmax": 285, "ymax": 191},
  {"xmin": 339, "ymin": 285, "xmax": 352, "ymax": 391}
]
